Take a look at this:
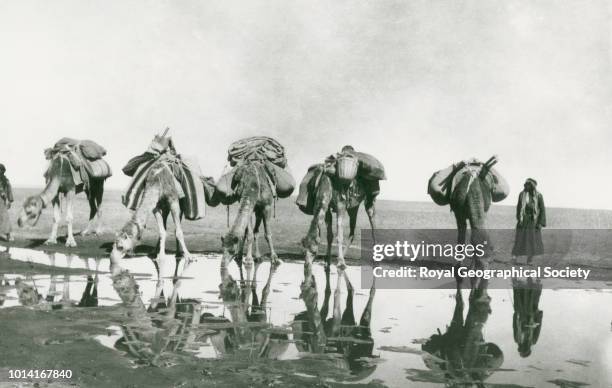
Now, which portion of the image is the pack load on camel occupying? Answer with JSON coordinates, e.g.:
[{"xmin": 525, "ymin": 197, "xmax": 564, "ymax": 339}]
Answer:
[
  {"xmin": 121, "ymin": 129, "xmax": 206, "ymax": 221},
  {"xmin": 296, "ymin": 145, "xmax": 386, "ymax": 215},
  {"xmin": 427, "ymin": 155, "xmax": 509, "ymax": 206},
  {"xmin": 44, "ymin": 137, "xmax": 112, "ymax": 191},
  {"xmin": 202, "ymin": 136, "xmax": 295, "ymax": 206}
]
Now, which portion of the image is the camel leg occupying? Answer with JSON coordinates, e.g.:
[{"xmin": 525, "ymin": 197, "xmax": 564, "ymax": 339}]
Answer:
[
  {"xmin": 81, "ymin": 190, "xmax": 96, "ymax": 236},
  {"xmin": 170, "ymin": 200, "xmax": 192, "ymax": 263},
  {"xmin": 94, "ymin": 179, "xmax": 105, "ymax": 234},
  {"xmin": 243, "ymin": 216, "xmax": 255, "ymax": 271},
  {"xmin": 325, "ymin": 210, "xmax": 333, "ymax": 271},
  {"xmin": 45, "ymin": 199, "xmax": 61, "ymax": 245},
  {"xmin": 365, "ymin": 196, "xmax": 377, "ymax": 244},
  {"xmin": 65, "ymin": 191, "xmax": 77, "ymax": 247},
  {"xmin": 302, "ymin": 179, "xmax": 332, "ymax": 267},
  {"xmin": 336, "ymin": 200, "xmax": 347, "ymax": 270},
  {"xmin": 262, "ymin": 203, "xmax": 282, "ymax": 266},
  {"xmin": 253, "ymin": 209, "xmax": 263, "ymax": 263},
  {"xmin": 345, "ymin": 206, "xmax": 358, "ymax": 254},
  {"xmin": 222, "ymin": 197, "xmax": 254, "ymax": 269},
  {"xmin": 152, "ymin": 207, "xmax": 167, "ymax": 279}
]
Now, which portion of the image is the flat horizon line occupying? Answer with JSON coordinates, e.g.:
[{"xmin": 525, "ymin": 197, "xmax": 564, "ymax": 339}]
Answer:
[{"xmin": 11, "ymin": 186, "xmax": 612, "ymax": 213}]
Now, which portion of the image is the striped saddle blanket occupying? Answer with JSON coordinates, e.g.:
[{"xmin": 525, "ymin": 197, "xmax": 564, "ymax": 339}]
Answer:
[{"xmin": 122, "ymin": 155, "xmax": 206, "ymax": 221}]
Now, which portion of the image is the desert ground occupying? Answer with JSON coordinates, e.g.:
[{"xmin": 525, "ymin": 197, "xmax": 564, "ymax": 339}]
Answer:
[
  {"xmin": 4, "ymin": 188, "xmax": 612, "ymax": 266},
  {"xmin": 2, "ymin": 188, "xmax": 612, "ymax": 388}
]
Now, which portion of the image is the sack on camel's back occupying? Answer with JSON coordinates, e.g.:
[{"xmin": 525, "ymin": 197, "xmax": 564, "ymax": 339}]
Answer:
[
  {"xmin": 177, "ymin": 155, "xmax": 206, "ymax": 220},
  {"xmin": 264, "ymin": 162, "xmax": 295, "ymax": 198},
  {"xmin": 488, "ymin": 167, "xmax": 509, "ymax": 202},
  {"xmin": 355, "ymin": 152, "xmax": 386, "ymax": 181},
  {"xmin": 428, "ymin": 164, "xmax": 456, "ymax": 206},
  {"xmin": 207, "ymin": 169, "xmax": 238, "ymax": 206},
  {"xmin": 83, "ymin": 159, "xmax": 112, "ymax": 179},
  {"xmin": 79, "ymin": 140, "xmax": 107, "ymax": 160},
  {"xmin": 227, "ymin": 136, "xmax": 287, "ymax": 168},
  {"xmin": 428, "ymin": 158, "xmax": 509, "ymax": 206},
  {"xmin": 296, "ymin": 164, "xmax": 324, "ymax": 215}
]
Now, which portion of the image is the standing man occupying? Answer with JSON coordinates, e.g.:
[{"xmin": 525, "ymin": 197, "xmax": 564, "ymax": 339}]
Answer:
[
  {"xmin": 512, "ymin": 178, "xmax": 546, "ymax": 264},
  {"xmin": 0, "ymin": 163, "xmax": 14, "ymax": 242}
]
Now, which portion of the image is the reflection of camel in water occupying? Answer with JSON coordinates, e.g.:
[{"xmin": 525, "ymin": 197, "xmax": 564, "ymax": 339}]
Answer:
[
  {"xmin": 202, "ymin": 261, "xmax": 289, "ymax": 359},
  {"xmin": 512, "ymin": 277, "xmax": 543, "ymax": 358},
  {"xmin": 109, "ymin": 253, "xmax": 287, "ymax": 366},
  {"xmin": 110, "ymin": 254, "xmax": 202, "ymax": 366},
  {"xmin": 14, "ymin": 253, "xmax": 99, "ymax": 308},
  {"xmin": 294, "ymin": 260, "xmax": 377, "ymax": 379},
  {"xmin": 416, "ymin": 277, "xmax": 503, "ymax": 387}
]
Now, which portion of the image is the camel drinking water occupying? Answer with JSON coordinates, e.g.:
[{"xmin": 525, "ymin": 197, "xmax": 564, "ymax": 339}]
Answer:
[
  {"xmin": 299, "ymin": 148, "xmax": 384, "ymax": 270},
  {"xmin": 110, "ymin": 157, "xmax": 194, "ymax": 271},
  {"xmin": 17, "ymin": 148, "xmax": 107, "ymax": 247},
  {"xmin": 221, "ymin": 160, "xmax": 282, "ymax": 273}
]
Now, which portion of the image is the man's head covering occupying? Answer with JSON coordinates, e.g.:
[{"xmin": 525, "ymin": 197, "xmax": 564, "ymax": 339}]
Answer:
[
  {"xmin": 341, "ymin": 145, "xmax": 355, "ymax": 153},
  {"xmin": 0, "ymin": 164, "xmax": 5, "ymax": 175},
  {"xmin": 525, "ymin": 178, "xmax": 537, "ymax": 187}
]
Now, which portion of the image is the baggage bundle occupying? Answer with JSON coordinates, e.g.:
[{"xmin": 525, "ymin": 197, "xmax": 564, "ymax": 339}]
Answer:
[
  {"xmin": 295, "ymin": 164, "xmax": 324, "ymax": 215},
  {"xmin": 121, "ymin": 131, "xmax": 206, "ymax": 220},
  {"xmin": 227, "ymin": 136, "xmax": 287, "ymax": 168},
  {"xmin": 83, "ymin": 158, "xmax": 112, "ymax": 179},
  {"xmin": 45, "ymin": 138, "xmax": 112, "ymax": 190},
  {"xmin": 208, "ymin": 137, "xmax": 295, "ymax": 206},
  {"xmin": 428, "ymin": 156, "xmax": 509, "ymax": 206},
  {"xmin": 296, "ymin": 149, "xmax": 386, "ymax": 215},
  {"xmin": 354, "ymin": 151, "xmax": 386, "ymax": 181}
]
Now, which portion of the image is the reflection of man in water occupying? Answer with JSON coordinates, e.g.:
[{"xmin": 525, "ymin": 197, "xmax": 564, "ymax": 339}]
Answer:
[
  {"xmin": 512, "ymin": 277, "xmax": 543, "ymax": 358},
  {"xmin": 420, "ymin": 277, "xmax": 503, "ymax": 387},
  {"xmin": 294, "ymin": 263, "xmax": 377, "ymax": 379}
]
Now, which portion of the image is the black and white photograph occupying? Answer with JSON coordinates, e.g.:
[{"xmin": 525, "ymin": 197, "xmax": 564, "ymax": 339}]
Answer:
[{"xmin": 1, "ymin": 1, "xmax": 612, "ymax": 387}]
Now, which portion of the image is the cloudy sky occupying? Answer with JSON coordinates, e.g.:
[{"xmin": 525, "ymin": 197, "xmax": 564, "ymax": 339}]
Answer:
[{"xmin": 1, "ymin": 0, "xmax": 611, "ymax": 209}]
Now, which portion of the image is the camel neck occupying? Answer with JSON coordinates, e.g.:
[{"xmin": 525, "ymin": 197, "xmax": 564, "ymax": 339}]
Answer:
[{"xmin": 39, "ymin": 176, "xmax": 60, "ymax": 206}]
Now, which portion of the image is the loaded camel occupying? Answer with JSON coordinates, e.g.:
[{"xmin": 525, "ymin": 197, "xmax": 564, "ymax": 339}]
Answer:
[
  {"xmin": 110, "ymin": 157, "xmax": 193, "ymax": 272},
  {"xmin": 221, "ymin": 160, "xmax": 282, "ymax": 274},
  {"xmin": 17, "ymin": 149, "xmax": 106, "ymax": 247},
  {"xmin": 429, "ymin": 155, "xmax": 509, "ymax": 271},
  {"xmin": 300, "ymin": 146, "xmax": 383, "ymax": 270}
]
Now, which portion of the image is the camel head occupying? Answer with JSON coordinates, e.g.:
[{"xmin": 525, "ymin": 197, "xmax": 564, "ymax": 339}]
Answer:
[
  {"xmin": 110, "ymin": 222, "xmax": 140, "ymax": 261},
  {"xmin": 220, "ymin": 233, "xmax": 240, "ymax": 267},
  {"xmin": 17, "ymin": 196, "xmax": 44, "ymax": 228}
]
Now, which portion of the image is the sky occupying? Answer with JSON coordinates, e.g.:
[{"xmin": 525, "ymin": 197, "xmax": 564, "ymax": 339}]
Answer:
[{"xmin": 1, "ymin": 0, "xmax": 611, "ymax": 209}]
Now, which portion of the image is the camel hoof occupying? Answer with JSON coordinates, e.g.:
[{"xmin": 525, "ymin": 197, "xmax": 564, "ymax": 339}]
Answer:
[
  {"xmin": 44, "ymin": 239, "xmax": 57, "ymax": 245},
  {"xmin": 81, "ymin": 229, "xmax": 92, "ymax": 236},
  {"xmin": 65, "ymin": 239, "xmax": 77, "ymax": 248},
  {"xmin": 271, "ymin": 256, "xmax": 283, "ymax": 267},
  {"xmin": 94, "ymin": 227, "xmax": 104, "ymax": 235}
]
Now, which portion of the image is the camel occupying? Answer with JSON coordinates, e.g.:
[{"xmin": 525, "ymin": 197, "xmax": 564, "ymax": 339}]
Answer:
[
  {"xmin": 110, "ymin": 158, "xmax": 193, "ymax": 272},
  {"xmin": 447, "ymin": 157, "xmax": 507, "ymax": 271},
  {"xmin": 301, "ymin": 165, "xmax": 377, "ymax": 270},
  {"xmin": 17, "ymin": 153, "xmax": 106, "ymax": 247},
  {"xmin": 221, "ymin": 161, "xmax": 281, "ymax": 272}
]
